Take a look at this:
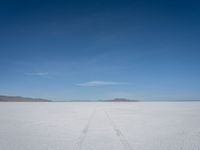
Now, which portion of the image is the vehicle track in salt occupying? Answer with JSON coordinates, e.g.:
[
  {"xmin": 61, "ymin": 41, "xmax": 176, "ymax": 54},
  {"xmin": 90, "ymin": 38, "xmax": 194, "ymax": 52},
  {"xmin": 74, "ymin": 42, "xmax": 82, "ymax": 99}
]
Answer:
[
  {"xmin": 73, "ymin": 107, "xmax": 97, "ymax": 150},
  {"xmin": 103, "ymin": 108, "xmax": 133, "ymax": 150}
]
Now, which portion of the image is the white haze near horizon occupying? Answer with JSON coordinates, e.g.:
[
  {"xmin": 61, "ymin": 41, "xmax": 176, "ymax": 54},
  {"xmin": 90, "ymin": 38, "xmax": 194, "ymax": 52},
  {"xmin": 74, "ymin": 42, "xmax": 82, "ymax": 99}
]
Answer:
[{"xmin": 0, "ymin": 102, "xmax": 200, "ymax": 150}]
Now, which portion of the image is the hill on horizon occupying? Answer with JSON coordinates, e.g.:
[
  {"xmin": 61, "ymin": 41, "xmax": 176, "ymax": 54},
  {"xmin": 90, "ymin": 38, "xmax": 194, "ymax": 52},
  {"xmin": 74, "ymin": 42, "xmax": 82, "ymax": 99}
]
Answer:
[
  {"xmin": 0, "ymin": 95, "xmax": 51, "ymax": 102},
  {"xmin": 0, "ymin": 95, "xmax": 140, "ymax": 102}
]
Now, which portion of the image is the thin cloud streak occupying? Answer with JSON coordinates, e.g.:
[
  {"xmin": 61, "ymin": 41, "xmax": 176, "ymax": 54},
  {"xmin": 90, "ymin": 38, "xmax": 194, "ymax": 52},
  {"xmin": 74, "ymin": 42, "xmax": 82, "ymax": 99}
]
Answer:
[
  {"xmin": 77, "ymin": 81, "xmax": 127, "ymax": 87},
  {"xmin": 25, "ymin": 72, "xmax": 49, "ymax": 76}
]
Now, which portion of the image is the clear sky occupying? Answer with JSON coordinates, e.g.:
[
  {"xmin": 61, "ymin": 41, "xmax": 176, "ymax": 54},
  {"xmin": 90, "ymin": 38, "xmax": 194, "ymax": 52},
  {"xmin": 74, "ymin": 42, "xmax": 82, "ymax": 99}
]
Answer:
[{"xmin": 0, "ymin": 0, "xmax": 200, "ymax": 100}]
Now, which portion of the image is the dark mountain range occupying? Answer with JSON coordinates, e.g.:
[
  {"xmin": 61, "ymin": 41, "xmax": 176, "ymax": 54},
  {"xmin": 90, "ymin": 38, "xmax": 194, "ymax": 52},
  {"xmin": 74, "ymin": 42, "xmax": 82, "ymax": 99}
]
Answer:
[
  {"xmin": 0, "ymin": 95, "xmax": 138, "ymax": 102},
  {"xmin": 62, "ymin": 98, "xmax": 139, "ymax": 102},
  {"xmin": 105, "ymin": 98, "xmax": 139, "ymax": 102},
  {"xmin": 0, "ymin": 95, "xmax": 199, "ymax": 102},
  {"xmin": 0, "ymin": 95, "xmax": 51, "ymax": 102}
]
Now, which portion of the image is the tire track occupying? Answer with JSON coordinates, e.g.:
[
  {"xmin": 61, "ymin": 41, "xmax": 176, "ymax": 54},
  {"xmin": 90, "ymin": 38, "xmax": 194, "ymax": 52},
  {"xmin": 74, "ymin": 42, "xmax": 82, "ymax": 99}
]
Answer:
[
  {"xmin": 73, "ymin": 107, "xmax": 97, "ymax": 150},
  {"xmin": 103, "ymin": 108, "xmax": 133, "ymax": 150}
]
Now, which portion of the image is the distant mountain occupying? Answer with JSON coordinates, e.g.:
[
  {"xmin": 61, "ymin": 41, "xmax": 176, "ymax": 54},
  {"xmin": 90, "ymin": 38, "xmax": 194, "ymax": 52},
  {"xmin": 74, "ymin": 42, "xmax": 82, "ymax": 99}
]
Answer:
[
  {"xmin": 0, "ymin": 95, "xmax": 51, "ymax": 102},
  {"xmin": 0, "ymin": 95, "xmax": 138, "ymax": 102},
  {"xmin": 105, "ymin": 98, "xmax": 139, "ymax": 102},
  {"xmin": 61, "ymin": 98, "xmax": 139, "ymax": 102}
]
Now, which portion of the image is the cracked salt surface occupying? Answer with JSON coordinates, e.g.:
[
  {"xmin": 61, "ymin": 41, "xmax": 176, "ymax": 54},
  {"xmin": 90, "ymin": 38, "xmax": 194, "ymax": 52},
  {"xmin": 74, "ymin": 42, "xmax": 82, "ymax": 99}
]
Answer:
[{"xmin": 0, "ymin": 102, "xmax": 200, "ymax": 150}]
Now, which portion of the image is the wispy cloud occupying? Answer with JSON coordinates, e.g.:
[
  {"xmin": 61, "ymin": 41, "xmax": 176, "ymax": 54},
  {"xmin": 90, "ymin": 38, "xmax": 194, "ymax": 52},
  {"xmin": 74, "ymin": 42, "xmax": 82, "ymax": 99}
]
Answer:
[
  {"xmin": 77, "ymin": 81, "xmax": 126, "ymax": 87},
  {"xmin": 25, "ymin": 72, "xmax": 49, "ymax": 76}
]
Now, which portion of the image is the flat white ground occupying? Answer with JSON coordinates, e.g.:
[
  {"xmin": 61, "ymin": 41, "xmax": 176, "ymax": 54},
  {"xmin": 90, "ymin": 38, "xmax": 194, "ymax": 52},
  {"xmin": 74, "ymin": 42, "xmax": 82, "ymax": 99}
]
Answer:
[{"xmin": 0, "ymin": 102, "xmax": 200, "ymax": 150}]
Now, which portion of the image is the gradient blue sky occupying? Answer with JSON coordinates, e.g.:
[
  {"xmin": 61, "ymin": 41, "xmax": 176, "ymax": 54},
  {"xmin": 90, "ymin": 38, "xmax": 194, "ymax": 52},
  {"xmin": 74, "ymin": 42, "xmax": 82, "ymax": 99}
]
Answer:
[{"xmin": 0, "ymin": 0, "xmax": 200, "ymax": 100}]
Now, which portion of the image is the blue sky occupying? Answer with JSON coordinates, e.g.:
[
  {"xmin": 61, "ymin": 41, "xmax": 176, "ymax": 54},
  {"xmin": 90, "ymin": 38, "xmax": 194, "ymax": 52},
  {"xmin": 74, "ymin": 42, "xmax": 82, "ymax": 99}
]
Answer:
[{"xmin": 0, "ymin": 0, "xmax": 200, "ymax": 100}]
